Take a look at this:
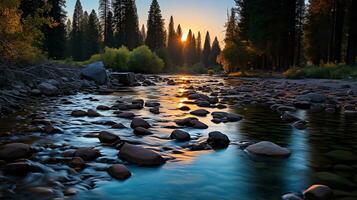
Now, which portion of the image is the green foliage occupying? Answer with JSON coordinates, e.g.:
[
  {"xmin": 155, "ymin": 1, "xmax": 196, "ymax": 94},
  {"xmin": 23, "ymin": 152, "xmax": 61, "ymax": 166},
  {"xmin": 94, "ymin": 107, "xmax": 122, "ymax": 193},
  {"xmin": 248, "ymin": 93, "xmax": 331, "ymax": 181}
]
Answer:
[
  {"xmin": 102, "ymin": 47, "xmax": 130, "ymax": 71},
  {"xmin": 208, "ymin": 69, "xmax": 214, "ymax": 76},
  {"xmin": 128, "ymin": 45, "xmax": 164, "ymax": 73},
  {"xmin": 284, "ymin": 64, "xmax": 357, "ymax": 79}
]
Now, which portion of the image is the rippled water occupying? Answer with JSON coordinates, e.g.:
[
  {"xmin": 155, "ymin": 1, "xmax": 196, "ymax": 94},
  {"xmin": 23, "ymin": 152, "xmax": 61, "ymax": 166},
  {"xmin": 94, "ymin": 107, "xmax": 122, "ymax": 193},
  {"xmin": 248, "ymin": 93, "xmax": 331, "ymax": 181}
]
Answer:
[{"xmin": 1, "ymin": 75, "xmax": 357, "ymax": 200}]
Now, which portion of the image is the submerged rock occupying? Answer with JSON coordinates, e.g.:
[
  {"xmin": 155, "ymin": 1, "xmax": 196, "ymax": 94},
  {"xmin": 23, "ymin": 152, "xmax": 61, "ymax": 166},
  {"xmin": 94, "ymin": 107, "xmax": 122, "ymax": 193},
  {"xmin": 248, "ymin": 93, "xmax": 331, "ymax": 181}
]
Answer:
[
  {"xmin": 303, "ymin": 184, "xmax": 333, "ymax": 200},
  {"xmin": 170, "ymin": 130, "xmax": 191, "ymax": 141},
  {"xmin": 174, "ymin": 117, "xmax": 208, "ymax": 129},
  {"xmin": 207, "ymin": 131, "xmax": 230, "ymax": 149},
  {"xmin": 133, "ymin": 127, "xmax": 153, "ymax": 136},
  {"xmin": 107, "ymin": 164, "xmax": 131, "ymax": 180},
  {"xmin": 245, "ymin": 141, "xmax": 291, "ymax": 158},
  {"xmin": 131, "ymin": 118, "xmax": 151, "ymax": 129},
  {"xmin": 74, "ymin": 147, "xmax": 100, "ymax": 161},
  {"xmin": 118, "ymin": 143, "xmax": 165, "ymax": 166},
  {"xmin": 190, "ymin": 109, "xmax": 210, "ymax": 117},
  {"xmin": 179, "ymin": 106, "xmax": 191, "ymax": 111},
  {"xmin": 293, "ymin": 120, "xmax": 308, "ymax": 130},
  {"xmin": 116, "ymin": 112, "xmax": 135, "ymax": 119},
  {"xmin": 98, "ymin": 131, "xmax": 120, "ymax": 143},
  {"xmin": 71, "ymin": 110, "xmax": 87, "ymax": 117},
  {"xmin": 0, "ymin": 143, "xmax": 32, "ymax": 161},
  {"xmin": 87, "ymin": 109, "xmax": 101, "ymax": 117},
  {"xmin": 211, "ymin": 112, "xmax": 242, "ymax": 123},
  {"xmin": 80, "ymin": 61, "xmax": 108, "ymax": 85}
]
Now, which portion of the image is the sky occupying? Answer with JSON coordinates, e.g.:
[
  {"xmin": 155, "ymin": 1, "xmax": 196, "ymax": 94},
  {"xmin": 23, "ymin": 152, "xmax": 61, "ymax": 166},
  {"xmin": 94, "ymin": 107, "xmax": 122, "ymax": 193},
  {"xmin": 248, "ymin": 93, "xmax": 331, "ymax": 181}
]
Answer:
[{"xmin": 65, "ymin": 0, "xmax": 235, "ymax": 45}]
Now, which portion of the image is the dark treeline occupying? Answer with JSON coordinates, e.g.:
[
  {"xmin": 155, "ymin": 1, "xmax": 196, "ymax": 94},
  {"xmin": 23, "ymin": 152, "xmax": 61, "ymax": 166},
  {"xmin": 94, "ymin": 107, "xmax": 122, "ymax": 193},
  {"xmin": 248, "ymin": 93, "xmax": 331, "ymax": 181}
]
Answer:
[
  {"xmin": 0, "ymin": 0, "xmax": 221, "ymax": 72},
  {"xmin": 221, "ymin": 0, "xmax": 357, "ymax": 73}
]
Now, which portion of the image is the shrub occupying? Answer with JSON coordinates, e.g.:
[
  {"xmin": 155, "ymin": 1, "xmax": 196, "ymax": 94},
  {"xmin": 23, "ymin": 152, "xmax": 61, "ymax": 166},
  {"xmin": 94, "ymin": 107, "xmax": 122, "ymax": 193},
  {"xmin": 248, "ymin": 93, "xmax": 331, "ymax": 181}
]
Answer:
[
  {"xmin": 283, "ymin": 67, "xmax": 304, "ymax": 79},
  {"xmin": 284, "ymin": 64, "xmax": 357, "ymax": 79},
  {"xmin": 102, "ymin": 47, "xmax": 130, "ymax": 71},
  {"xmin": 208, "ymin": 69, "xmax": 214, "ymax": 76},
  {"xmin": 128, "ymin": 45, "xmax": 164, "ymax": 73}
]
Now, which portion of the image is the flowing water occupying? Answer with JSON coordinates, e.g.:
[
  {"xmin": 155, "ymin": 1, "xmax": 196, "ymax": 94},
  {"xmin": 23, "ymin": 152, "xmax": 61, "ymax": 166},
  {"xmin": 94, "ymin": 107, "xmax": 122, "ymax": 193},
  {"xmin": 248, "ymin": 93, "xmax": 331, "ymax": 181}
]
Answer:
[{"xmin": 1, "ymin": 75, "xmax": 357, "ymax": 200}]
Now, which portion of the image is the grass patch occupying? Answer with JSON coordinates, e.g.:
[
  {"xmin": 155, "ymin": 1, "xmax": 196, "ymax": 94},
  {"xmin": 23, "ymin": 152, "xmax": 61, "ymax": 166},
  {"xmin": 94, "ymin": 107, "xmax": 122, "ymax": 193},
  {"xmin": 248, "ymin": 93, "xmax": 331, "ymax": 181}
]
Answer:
[{"xmin": 284, "ymin": 64, "xmax": 357, "ymax": 79}]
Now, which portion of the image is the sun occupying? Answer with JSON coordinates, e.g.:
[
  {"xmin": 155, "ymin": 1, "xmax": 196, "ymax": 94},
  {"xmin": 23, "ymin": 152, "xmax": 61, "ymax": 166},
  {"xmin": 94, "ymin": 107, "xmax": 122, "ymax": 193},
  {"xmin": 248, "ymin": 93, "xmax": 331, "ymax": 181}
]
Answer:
[{"xmin": 181, "ymin": 34, "xmax": 187, "ymax": 42}]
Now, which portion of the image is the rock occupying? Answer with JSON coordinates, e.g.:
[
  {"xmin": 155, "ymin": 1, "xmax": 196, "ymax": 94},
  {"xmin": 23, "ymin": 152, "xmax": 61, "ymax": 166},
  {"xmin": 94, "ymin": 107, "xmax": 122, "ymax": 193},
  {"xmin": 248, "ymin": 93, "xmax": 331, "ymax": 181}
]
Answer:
[
  {"xmin": 170, "ymin": 130, "xmax": 191, "ymax": 141},
  {"xmin": 293, "ymin": 120, "xmax": 308, "ymax": 130},
  {"xmin": 174, "ymin": 117, "xmax": 208, "ymax": 129},
  {"xmin": 245, "ymin": 141, "xmax": 291, "ymax": 158},
  {"xmin": 325, "ymin": 107, "xmax": 336, "ymax": 113},
  {"xmin": 97, "ymin": 105, "xmax": 111, "ymax": 110},
  {"xmin": 43, "ymin": 124, "xmax": 62, "ymax": 134},
  {"xmin": 294, "ymin": 101, "xmax": 312, "ymax": 109},
  {"xmin": 130, "ymin": 118, "xmax": 151, "ymax": 129},
  {"xmin": 98, "ymin": 131, "xmax": 120, "ymax": 143},
  {"xmin": 80, "ymin": 61, "xmax": 108, "ymax": 85},
  {"xmin": 111, "ymin": 72, "xmax": 135, "ymax": 86},
  {"xmin": 112, "ymin": 123, "xmax": 126, "ymax": 129},
  {"xmin": 30, "ymin": 89, "xmax": 41, "ymax": 96},
  {"xmin": 69, "ymin": 157, "xmax": 86, "ymax": 170},
  {"xmin": 315, "ymin": 172, "xmax": 357, "ymax": 188},
  {"xmin": 119, "ymin": 143, "xmax": 165, "ymax": 166},
  {"xmin": 38, "ymin": 82, "xmax": 59, "ymax": 96},
  {"xmin": 179, "ymin": 106, "xmax": 191, "ymax": 111},
  {"xmin": 282, "ymin": 193, "xmax": 304, "ymax": 200},
  {"xmin": 27, "ymin": 187, "xmax": 55, "ymax": 196},
  {"xmin": 4, "ymin": 161, "xmax": 37, "ymax": 176},
  {"xmin": 325, "ymin": 150, "xmax": 357, "ymax": 162},
  {"xmin": 211, "ymin": 112, "xmax": 242, "ymax": 122},
  {"xmin": 296, "ymin": 92, "xmax": 326, "ymax": 103},
  {"xmin": 0, "ymin": 143, "xmax": 32, "ymax": 161},
  {"xmin": 190, "ymin": 109, "xmax": 210, "ymax": 117},
  {"xmin": 145, "ymin": 101, "xmax": 160, "ymax": 107},
  {"xmin": 196, "ymin": 100, "xmax": 210, "ymax": 107},
  {"xmin": 167, "ymin": 80, "xmax": 176, "ymax": 85},
  {"xmin": 107, "ymin": 164, "xmax": 131, "ymax": 180},
  {"xmin": 74, "ymin": 148, "xmax": 100, "ymax": 161},
  {"xmin": 277, "ymin": 105, "xmax": 296, "ymax": 112},
  {"xmin": 64, "ymin": 188, "xmax": 78, "ymax": 196},
  {"xmin": 116, "ymin": 112, "xmax": 135, "ymax": 119},
  {"xmin": 207, "ymin": 131, "xmax": 230, "ymax": 149},
  {"xmin": 303, "ymin": 184, "xmax": 333, "ymax": 200},
  {"xmin": 149, "ymin": 107, "xmax": 160, "ymax": 114},
  {"xmin": 71, "ymin": 110, "xmax": 87, "ymax": 117},
  {"xmin": 87, "ymin": 109, "xmax": 101, "ymax": 117},
  {"xmin": 133, "ymin": 127, "xmax": 153, "ymax": 136},
  {"xmin": 281, "ymin": 112, "xmax": 300, "ymax": 122}
]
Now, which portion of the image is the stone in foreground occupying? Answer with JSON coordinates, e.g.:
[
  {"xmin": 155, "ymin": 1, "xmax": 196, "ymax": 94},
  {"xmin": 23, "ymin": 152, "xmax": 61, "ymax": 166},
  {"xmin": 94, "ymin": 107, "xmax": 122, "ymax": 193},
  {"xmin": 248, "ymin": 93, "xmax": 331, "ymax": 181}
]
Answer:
[
  {"xmin": 170, "ymin": 130, "xmax": 191, "ymax": 141},
  {"xmin": 245, "ymin": 141, "xmax": 291, "ymax": 158},
  {"xmin": 119, "ymin": 143, "xmax": 165, "ymax": 166},
  {"xmin": 303, "ymin": 184, "xmax": 333, "ymax": 200},
  {"xmin": 207, "ymin": 131, "xmax": 230, "ymax": 149},
  {"xmin": 98, "ymin": 131, "xmax": 120, "ymax": 143},
  {"xmin": 107, "ymin": 164, "xmax": 131, "ymax": 180},
  {"xmin": 0, "ymin": 143, "xmax": 32, "ymax": 161},
  {"xmin": 130, "ymin": 117, "xmax": 151, "ymax": 129},
  {"xmin": 74, "ymin": 147, "xmax": 100, "ymax": 161}
]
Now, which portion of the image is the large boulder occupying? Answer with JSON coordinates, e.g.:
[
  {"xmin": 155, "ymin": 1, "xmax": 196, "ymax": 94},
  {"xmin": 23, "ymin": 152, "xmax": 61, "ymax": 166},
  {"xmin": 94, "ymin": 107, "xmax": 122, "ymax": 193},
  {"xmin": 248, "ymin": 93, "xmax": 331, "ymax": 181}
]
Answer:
[
  {"xmin": 245, "ymin": 141, "xmax": 291, "ymax": 158},
  {"xmin": 207, "ymin": 131, "xmax": 230, "ymax": 149},
  {"xmin": 118, "ymin": 143, "xmax": 165, "ymax": 166},
  {"xmin": 107, "ymin": 164, "xmax": 131, "ymax": 180},
  {"xmin": 80, "ymin": 62, "xmax": 108, "ymax": 85},
  {"xmin": 303, "ymin": 184, "xmax": 333, "ymax": 200},
  {"xmin": 0, "ymin": 143, "xmax": 32, "ymax": 161},
  {"xmin": 111, "ymin": 72, "xmax": 135, "ymax": 86},
  {"xmin": 38, "ymin": 82, "xmax": 59, "ymax": 96},
  {"xmin": 296, "ymin": 92, "xmax": 326, "ymax": 103}
]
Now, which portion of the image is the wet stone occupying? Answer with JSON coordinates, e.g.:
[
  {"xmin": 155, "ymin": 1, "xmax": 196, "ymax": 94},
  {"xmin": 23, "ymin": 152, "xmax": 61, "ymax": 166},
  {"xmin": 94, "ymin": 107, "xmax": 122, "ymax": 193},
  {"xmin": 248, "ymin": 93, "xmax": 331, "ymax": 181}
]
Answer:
[
  {"xmin": 74, "ymin": 148, "xmax": 100, "ymax": 161},
  {"xmin": 190, "ymin": 109, "xmax": 210, "ymax": 117},
  {"xmin": 303, "ymin": 184, "xmax": 333, "ymax": 200},
  {"xmin": 107, "ymin": 164, "xmax": 131, "ymax": 180},
  {"xmin": 98, "ymin": 131, "xmax": 120, "ymax": 143},
  {"xmin": 246, "ymin": 141, "xmax": 291, "ymax": 158},
  {"xmin": 118, "ymin": 143, "xmax": 165, "ymax": 166},
  {"xmin": 207, "ymin": 131, "xmax": 230, "ymax": 149},
  {"xmin": 170, "ymin": 130, "xmax": 191, "ymax": 142},
  {"xmin": 87, "ymin": 109, "xmax": 101, "ymax": 117},
  {"xmin": 131, "ymin": 118, "xmax": 151, "ymax": 129},
  {"xmin": 71, "ymin": 110, "xmax": 87, "ymax": 117},
  {"xmin": 0, "ymin": 143, "xmax": 32, "ymax": 161},
  {"xmin": 133, "ymin": 127, "xmax": 153, "ymax": 136}
]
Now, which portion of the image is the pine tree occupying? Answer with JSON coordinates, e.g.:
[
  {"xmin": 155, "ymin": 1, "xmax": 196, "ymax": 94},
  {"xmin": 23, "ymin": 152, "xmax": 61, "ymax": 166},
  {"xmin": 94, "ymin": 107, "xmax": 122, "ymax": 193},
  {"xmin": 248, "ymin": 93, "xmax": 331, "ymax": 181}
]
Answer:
[
  {"xmin": 43, "ymin": 0, "xmax": 67, "ymax": 59},
  {"xmin": 99, "ymin": 0, "xmax": 110, "ymax": 45},
  {"xmin": 184, "ymin": 30, "xmax": 196, "ymax": 65},
  {"xmin": 70, "ymin": 0, "xmax": 84, "ymax": 61},
  {"xmin": 146, "ymin": 0, "xmax": 166, "ymax": 51},
  {"xmin": 84, "ymin": 10, "xmax": 100, "ymax": 59},
  {"xmin": 196, "ymin": 31, "xmax": 202, "ymax": 63},
  {"xmin": 105, "ymin": 11, "xmax": 115, "ymax": 47},
  {"xmin": 123, "ymin": 0, "xmax": 140, "ymax": 49},
  {"xmin": 202, "ymin": 31, "xmax": 211, "ymax": 67},
  {"xmin": 176, "ymin": 24, "xmax": 184, "ymax": 66},
  {"xmin": 140, "ymin": 24, "xmax": 146, "ymax": 43},
  {"xmin": 346, "ymin": 0, "xmax": 357, "ymax": 66},
  {"xmin": 210, "ymin": 37, "xmax": 221, "ymax": 66},
  {"xmin": 19, "ymin": 0, "xmax": 44, "ymax": 19},
  {"xmin": 167, "ymin": 16, "xmax": 178, "ymax": 65}
]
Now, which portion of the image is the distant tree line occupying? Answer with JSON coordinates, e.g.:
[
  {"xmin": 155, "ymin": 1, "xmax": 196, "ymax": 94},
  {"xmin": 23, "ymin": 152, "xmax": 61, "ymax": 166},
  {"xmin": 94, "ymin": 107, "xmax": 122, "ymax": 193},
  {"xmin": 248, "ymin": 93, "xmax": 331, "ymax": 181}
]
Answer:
[{"xmin": 220, "ymin": 0, "xmax": 357, "ymax": 74}]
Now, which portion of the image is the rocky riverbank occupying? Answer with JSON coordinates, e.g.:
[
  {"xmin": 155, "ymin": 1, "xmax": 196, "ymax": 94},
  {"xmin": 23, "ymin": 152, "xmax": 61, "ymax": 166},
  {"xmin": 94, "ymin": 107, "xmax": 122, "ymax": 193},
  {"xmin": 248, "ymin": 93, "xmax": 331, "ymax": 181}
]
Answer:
[{"xmin": 0, "ymin": 64, "xmax": 356, "ymax": 199}]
